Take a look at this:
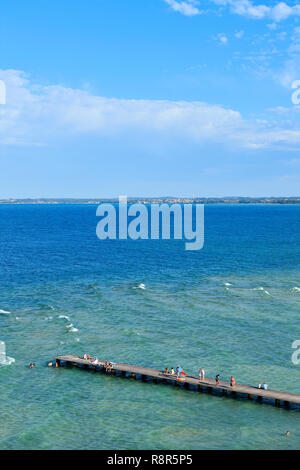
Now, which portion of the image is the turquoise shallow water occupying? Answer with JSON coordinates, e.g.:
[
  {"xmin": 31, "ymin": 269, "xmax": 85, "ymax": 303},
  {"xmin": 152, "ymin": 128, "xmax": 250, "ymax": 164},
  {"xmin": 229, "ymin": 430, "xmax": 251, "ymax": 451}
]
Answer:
[{"xmin": 0, "ymin": 204, "xmax": 300, "ymax": 449}]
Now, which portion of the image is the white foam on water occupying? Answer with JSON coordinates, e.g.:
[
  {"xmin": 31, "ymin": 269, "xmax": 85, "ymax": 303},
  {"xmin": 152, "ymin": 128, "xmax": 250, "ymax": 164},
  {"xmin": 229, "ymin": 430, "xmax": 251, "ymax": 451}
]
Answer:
[
  {"xmin": 59, "ymin": 315, "xmax": 71, "ymax": 321},
  {"xmin": 291, "ymin": 287, "xmax": 300, "ymax": 292},
  {"xmin": 66, "ymin": 323, "xmax": 79, "ymax": 333},
  {"xmin": 0, "ymin": 341, "xmax": 15, "ymax": 366},
  {"xmin": 224, "ymin": 283, "xmax": 232, "ymax": 286},
  {"xmin": 253, "ymin": 287, "xmax": 271, "ymax": 295},
  {"xmin": 133, "ymin": 283, "xmax": 146, "ymax": 290},
  {"xmin": 0, "ymin": 309, "xmax": 11, "ymax": 314}
]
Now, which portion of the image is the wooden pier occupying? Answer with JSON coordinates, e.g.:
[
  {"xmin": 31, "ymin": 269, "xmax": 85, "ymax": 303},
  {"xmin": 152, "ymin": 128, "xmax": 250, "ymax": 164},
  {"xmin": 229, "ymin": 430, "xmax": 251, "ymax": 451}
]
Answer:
[{"xmin": 55, "ymin": 355, "xmax": 300, "ymax": 409}]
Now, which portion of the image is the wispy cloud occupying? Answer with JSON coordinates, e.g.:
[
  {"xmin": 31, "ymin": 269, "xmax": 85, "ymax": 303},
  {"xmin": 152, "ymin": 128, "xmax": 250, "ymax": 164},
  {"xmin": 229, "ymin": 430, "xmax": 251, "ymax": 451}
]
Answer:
[
  {"xmin": 169, "ymin": 1, "xmax": 300, "ymax": 22},
  {"xmin": 212, "ymin": 1, "xmax": 300, "ymax": 22},
  {"xmin": 216, "ymin": 33, "xmax": 228, "ymax": 44},
  {"xmin": 164, "ymin": 0, "xmax": 202, "ymax": 16},
  {"xmin": 1, "ymin": 69, "xmax": 300, "ymax": 151}
]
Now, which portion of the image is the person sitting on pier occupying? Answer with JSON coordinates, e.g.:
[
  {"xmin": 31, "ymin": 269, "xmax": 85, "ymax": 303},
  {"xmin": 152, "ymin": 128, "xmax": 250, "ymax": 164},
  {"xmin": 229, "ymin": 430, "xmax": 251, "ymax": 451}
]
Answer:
[
  {"xmin": 164, "ymin": 367, "xmax": 169, "ymax": 374},
  {"xmin": 170, "ymin": 368, "xmax": 175, "ymax": 375},
  {"xmin": 262, "ymin": 382, "xmax": 268, "ymax": 390},
  {"xmin": 258, "ymin": 382, "xmax": 262, "ymax": 389},
  {"xmin": 215, "ymin": 374, "xmax": 220, "ymax": 386},
  {"xmin": 92, "ymin": 358, "xmax": 99, "ymax": 365},
  {"xmin": 230, "ymin": 376, "xmax": 236, "ymax": 388},
  {"xmin": 181, "ymin": 370, "xmax": 186, "ymax": 377},
  {"xmin": 198, "ymin": 368, "xmax": 205, "ymax": 381},
  {"xmin": 104, "ymin": 361, "xmax": 113, "ymax": 371},
  {"xmin": 83, "ymin": 354, "xmax": 88, "ymax": 360}
]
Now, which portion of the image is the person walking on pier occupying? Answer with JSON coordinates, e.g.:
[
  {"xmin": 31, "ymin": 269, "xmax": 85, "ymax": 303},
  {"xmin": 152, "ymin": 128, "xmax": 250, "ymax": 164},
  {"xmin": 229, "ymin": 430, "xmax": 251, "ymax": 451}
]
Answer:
[{"xmin": 198, "ymin": 368, "xmax": 205, "ymax": 381}]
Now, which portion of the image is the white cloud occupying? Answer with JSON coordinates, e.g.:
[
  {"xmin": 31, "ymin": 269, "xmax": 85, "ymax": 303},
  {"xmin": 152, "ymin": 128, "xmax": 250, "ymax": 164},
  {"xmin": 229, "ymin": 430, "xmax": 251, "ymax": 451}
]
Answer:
[
  {"xmin": 164, "ymin": 0, "xmax": 201, "ymax": 16},
  {"xmin": 211, "ymin": 1, "xmax": 300, "ymax": 22},
  {"xmin": 235, "ymin": 30, "xmax": 244, "ymax": 38},
  {"xmin": 219, "ymin": 33, "xmax": 228, "ymax": 44},
  {"xmin": 1, "ymin": 69, "xmax": 300, "ymax": 151}
]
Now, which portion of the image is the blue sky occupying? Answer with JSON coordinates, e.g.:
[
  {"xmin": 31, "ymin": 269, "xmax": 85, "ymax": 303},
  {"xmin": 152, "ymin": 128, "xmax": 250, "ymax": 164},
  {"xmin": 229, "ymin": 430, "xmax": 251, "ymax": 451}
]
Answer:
[{"xmin": 1, "ymin": 0, "xmax": 300, "ymax": 197}]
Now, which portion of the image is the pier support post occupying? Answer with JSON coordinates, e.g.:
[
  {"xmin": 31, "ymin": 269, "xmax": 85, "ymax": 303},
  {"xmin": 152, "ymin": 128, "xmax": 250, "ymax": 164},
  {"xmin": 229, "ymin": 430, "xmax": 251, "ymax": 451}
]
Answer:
[
  {"xmin": 275, "ymin": 399, "xmax": 280, "ymax": 407},
  {"xmin": 248, "ymin": 394, "xmax": 252, "ymax": 400}
]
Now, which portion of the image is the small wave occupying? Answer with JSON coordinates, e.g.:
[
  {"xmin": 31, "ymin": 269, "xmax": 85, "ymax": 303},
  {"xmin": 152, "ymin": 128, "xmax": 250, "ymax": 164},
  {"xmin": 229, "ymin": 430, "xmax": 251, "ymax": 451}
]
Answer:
[
  {"xmin": 133, "ymin": 283, "xmax": 146, "ymax": 290},
  {"xmin": 0, "ymin": 309, "xmax": 11, "ymax": 315},
  {"xmin": 291, "ymin": 287, "xmax": 300, "ymax": 292},
  {"xmin": 59, "ymin": 315, "xmax": 71, "ymax": 321},
  {"xmin": 253, "ymin": 287, "xmax": 271, "ymax": 296},
  {"xmin": 66, "ymin": 324, "xmax": 79, "ymax": 333},
  {"xmin": 224, "ymin": 283, "xmax": 232, "ymax": 286}
]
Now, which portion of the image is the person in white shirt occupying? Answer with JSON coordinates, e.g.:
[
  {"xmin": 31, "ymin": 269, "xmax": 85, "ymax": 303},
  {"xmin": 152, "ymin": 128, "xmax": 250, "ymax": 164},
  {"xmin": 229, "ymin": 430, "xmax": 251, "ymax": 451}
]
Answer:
[{"xmin": 198, "ymin": 368, "xmax": 205, "ymax": 381}]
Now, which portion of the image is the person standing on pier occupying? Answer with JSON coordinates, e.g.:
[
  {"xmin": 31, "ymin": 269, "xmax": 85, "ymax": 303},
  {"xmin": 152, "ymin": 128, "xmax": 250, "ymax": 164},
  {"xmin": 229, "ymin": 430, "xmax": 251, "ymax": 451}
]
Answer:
[
  {"xmin": 230, "ymin": 376, "xmax": 236, "ymax": 388},
  {"xmin": 198, "ymin": 368, "xmax": 205, "ymax": 381},
  {"xmin": 215, "ymin": 374, "xmax": 220, "ymax": 386}
]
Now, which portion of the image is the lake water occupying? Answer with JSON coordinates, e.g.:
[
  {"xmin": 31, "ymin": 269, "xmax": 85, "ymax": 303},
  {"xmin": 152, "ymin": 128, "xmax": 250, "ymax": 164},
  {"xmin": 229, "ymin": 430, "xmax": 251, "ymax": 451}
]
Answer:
[{"xmin": 0, "ymin": 204, "xmax": 299, "ymax": 450}]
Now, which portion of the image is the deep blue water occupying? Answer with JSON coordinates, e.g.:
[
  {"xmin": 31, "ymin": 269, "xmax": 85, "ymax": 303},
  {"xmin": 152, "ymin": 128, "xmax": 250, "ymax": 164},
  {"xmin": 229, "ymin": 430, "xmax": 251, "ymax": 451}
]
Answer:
[{"xmin": 0, "ymin": 204, "xmax": 299, "ymax": 449}]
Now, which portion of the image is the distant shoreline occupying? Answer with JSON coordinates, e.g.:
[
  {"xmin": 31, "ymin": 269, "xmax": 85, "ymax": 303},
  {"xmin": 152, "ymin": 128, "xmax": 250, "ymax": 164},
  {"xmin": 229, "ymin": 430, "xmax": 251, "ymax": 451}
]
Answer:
[{"xmin": 1, "ymin": 198, "xmax": 300, "ymax": 205}]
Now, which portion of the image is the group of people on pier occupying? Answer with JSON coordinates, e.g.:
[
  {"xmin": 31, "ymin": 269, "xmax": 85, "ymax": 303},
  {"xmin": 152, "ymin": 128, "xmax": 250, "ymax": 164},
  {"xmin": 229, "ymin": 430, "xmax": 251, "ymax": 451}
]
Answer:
[
  {"xmin": 163, "ymin": 365, "xmax": 237, "ymax": 387},
  {"xmin": 80, "ymin": 354, "xmax": 269, "ymax": 390}
]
